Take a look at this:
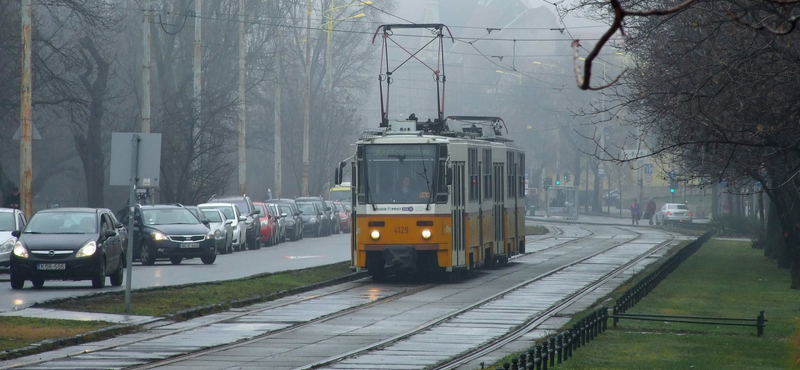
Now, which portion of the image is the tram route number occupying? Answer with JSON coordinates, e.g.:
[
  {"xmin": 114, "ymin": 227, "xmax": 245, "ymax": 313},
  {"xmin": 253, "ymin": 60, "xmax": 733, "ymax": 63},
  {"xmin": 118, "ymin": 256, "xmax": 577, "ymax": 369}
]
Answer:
[{"xmin": 394, "ymin": 226, "xmax": 409, "ymax": 234}]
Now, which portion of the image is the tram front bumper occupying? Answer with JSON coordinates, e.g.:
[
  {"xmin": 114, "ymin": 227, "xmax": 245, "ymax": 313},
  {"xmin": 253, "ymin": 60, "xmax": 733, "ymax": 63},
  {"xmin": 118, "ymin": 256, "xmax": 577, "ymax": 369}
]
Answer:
[{"xmin": 383, "ymin": 246, "xmax": 417, "ymax": 273}]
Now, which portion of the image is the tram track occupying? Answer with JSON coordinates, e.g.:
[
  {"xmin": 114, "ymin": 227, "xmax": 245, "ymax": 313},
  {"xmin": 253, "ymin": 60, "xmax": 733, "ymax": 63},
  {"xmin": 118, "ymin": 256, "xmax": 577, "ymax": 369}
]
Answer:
[
  {"xmin": 4, "ymin": 226, "xmax": 675, "ymax": 370},
  {"xmin": 300, "ymin": 227, "xmax": 672, "ymax": 370}
]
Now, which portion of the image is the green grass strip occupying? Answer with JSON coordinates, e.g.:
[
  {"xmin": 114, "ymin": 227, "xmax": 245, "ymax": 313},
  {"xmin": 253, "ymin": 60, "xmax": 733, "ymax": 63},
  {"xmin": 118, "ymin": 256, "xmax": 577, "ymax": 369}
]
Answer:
[
  {"xmin": 0, "ymin": 316, "xmax": 110, "ymax": 353},
  {"xmin": 39, "ymin": 262, "xmax": 356, "ymax": 317},
  {"xmin": 551, "ymin": 239, "xmax": 800, "ymax": 370}
]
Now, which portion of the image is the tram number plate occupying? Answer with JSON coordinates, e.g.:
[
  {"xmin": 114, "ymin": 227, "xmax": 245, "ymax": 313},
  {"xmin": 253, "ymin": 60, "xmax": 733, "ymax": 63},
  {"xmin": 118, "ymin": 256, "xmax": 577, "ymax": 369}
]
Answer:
[
  {"xmin": 181, "ymin": 243, "xmax": 200, "ymax": 248},
  {"xmin": 38, "ymin": 263, "xmax": 66, "ymax": 270},
  {"xmin": 394, "ymin": 226, "xmax": 409, "ymax": 234}
]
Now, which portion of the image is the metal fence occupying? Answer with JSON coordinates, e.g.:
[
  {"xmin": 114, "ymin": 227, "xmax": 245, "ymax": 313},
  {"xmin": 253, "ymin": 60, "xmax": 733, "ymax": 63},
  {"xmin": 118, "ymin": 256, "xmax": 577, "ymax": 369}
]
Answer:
[{"xmin": 485, "ymin": 232, "xmax": 732, "ymax": 369}]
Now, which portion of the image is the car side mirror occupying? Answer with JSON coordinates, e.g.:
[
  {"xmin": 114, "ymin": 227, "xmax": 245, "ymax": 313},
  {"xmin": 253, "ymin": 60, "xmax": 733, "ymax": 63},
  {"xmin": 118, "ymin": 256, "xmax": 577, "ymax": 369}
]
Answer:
[
  {"xmin": 202, "ymin": 220, "xmax": 210, "ymax": 227},
  {"xmin": 115, "ymin": 222, "xmax": 124, "ymax": 228},
  {"xmin": 281, "ymin": 213, "xmax": 287, "ymax": 218},
  {"xmin": 239, "ymin": 216, "xmax": 247, "ymax": 222},
  {"xmin": 11, "ymin": 230, "xmax": 20, "ymax": 238},
  {"xmin": 104, "ymin": 230, "xmax": 117, "ymax": 238},
  {"xmin": 133, "ymin": 219, "xmax": 140, "ymax": 227},
  {"xmin": 225, "ymin": 220, "xmax": 233, "ymax": 225}
]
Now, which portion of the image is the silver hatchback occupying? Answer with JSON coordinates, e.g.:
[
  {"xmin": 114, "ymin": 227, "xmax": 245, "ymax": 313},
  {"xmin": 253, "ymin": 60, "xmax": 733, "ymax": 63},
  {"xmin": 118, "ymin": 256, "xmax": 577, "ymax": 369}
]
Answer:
[
  {"xmin": 655, "ymin": 203, "xmax": 693, "ymax": 225},
  {"xmin": 0, "ymin": 208, "xmax": 27, "ymax": 268}
]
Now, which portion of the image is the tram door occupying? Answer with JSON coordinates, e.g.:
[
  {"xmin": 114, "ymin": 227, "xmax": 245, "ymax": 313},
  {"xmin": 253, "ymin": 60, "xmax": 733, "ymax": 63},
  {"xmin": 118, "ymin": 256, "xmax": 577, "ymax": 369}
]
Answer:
[
  {"xmin": 493, "ymin": 163, "xmax": 505, "ymax": 256},
  {"xmin": 451, "ymin": 162, "xmax": 466, "ymax": 266}
]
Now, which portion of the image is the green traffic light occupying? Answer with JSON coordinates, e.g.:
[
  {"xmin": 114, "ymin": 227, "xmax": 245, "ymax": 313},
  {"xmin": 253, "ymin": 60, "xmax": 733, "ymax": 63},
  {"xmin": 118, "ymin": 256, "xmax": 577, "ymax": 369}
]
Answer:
[
  {"xmin": 556, "ymin": 180, "xmax": 561, "ymax": 185},
  {"xmin": 670, "ymin": 188, "xmax": 675, "ymax": 193}
]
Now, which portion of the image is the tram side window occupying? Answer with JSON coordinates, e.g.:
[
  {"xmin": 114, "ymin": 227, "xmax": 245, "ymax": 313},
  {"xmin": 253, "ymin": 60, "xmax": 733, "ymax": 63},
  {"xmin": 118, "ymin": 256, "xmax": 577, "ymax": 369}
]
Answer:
[
  {"xmin": 507, "ymin": 152, "xmax": 516, "ymax": 198},
  {"xmin": 518, "ymin": 153, "xmax": 525, "ymax": 198},
  {"xmin": 468, "ymin": 148, "xmax": 479, "ymax": 201},
  {"xmin": 483, "ymin": 149, "xmax": 492, "ymax": 199}
]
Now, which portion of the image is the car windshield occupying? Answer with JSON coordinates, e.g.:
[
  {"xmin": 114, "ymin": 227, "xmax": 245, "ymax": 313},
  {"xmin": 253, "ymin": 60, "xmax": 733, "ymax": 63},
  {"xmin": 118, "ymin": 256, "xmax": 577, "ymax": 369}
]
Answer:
[
  {"xmin": 329, "ymin": 188, "xmax": 350, "ymax": 202},
  {"xmin": 0, "ymin": 213, "xmax": 15, "ymax": 231},
  {"xmin": 203, "ymin": 206, "xmax": 234, "ymax": 219},
  {"xmin": 297, "ymin": 203, "xmax": 316, "ymax": 215},
  {"xmin": 343, "ymin": 203, "xmax": 351, "ymax": 211},
  {"xmin": 676, "ymin": 205, "xmax": 689, "ymax": 210},
  {"xmin": 202, "ymin": 210, "xmax": 223, "ymax": 222},
  {"xmin": 142, "ymin": 208, "xmax": 200, "ymax": 225},
  {"xmin": 280, "ymin": 205, "xmax": 292, "ymax": 215},
  {"xmin": 25, "ymin": 211, "xmax": 96, "ymax": 234},
  {"xmin": 223, "ymin": 200, "xmax": 249, "ymax": 215}
]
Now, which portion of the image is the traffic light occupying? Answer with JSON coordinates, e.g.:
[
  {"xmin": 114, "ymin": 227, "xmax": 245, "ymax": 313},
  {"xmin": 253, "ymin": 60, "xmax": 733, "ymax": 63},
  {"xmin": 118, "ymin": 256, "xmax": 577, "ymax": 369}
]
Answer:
[
  {"xmin": 563, "ymin": 172, "xmax": 570, "ymax": 183},
  {"xmin": 555, "ymin": 179, "xmax": 561, "ymax": 185},
  {"xmin": 670, "ymin": 179, "xmax": 678, "ymax": 193},
  {"xmin": 543, "ymin": 177, "xmax": 552, "ymax": 187}
]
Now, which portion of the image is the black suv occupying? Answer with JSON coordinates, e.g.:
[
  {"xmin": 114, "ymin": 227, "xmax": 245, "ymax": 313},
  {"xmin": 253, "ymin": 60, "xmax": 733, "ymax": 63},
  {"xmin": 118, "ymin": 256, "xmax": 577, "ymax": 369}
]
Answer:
[
  {"xmin": 208, "ymin": 195, "xmax": 258, "ymax": 250},
  {"xmin": 118, "ymin": 204, "xmax": 216, "ymax": 265},
  {"xmin": 296, "ymin": 197, "xmax": 331, "ymax": 237},
  {"xmin": 269, "ymin": 199, "xmax": 303, "ymax": 241}
]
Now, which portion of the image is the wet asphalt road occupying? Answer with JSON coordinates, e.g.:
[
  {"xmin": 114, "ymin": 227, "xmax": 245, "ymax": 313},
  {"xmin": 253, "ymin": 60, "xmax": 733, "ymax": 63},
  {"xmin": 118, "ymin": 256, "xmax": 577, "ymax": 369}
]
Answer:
[{"xmin": 0, "ymin": 233, "xmax": 352, "ymax": 312}]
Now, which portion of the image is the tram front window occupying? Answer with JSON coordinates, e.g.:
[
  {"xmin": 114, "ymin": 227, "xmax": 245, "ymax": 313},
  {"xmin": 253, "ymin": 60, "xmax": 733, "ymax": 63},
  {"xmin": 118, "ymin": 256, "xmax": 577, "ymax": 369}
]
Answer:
[{"xmin": 362, "ymin": 145, "xmax": 438, "ymax": 204}]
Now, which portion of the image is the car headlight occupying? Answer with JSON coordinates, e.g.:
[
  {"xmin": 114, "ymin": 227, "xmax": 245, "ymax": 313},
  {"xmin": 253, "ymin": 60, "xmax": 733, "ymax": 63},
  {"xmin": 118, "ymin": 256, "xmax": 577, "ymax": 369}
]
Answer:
[
  {"xmin": 152, "ymin": 232, "xmax": 168, "ymax": 241},
  {"xmin": 370, "ymin": 230, "xmax": 380, "ymax": 240},
  {"xmin": 76, "ymin": 241, "xmax": 97, "ymax": 258},
  {"xmin": 245, "ymin": 220, "xmax": 253, "ymax": 227},
  {"xmin": 309, "ymin": 217, "xmax": 317, "ymax": 223},
  {"xmin": 12, "ymin": 241, "xmax": 28, "ymax": 258},
  {"xmin": 214, "ymin": 230, "xmax": 222, "ymax": 239},
  {"xmin": 421, "ymin": 229, "xmax": 432, "ymax": 240},
  {"xmin": 0, "ymin": 237, "xmax": 15, "ymax": 253}
]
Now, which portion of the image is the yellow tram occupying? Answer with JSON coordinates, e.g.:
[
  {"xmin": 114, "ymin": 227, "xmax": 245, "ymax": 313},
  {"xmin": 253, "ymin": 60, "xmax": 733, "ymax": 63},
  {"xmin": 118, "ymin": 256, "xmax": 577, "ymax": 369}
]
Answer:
[{"xmin": 335, "ymin": 116, "xmax": 526, "ymax": 280}]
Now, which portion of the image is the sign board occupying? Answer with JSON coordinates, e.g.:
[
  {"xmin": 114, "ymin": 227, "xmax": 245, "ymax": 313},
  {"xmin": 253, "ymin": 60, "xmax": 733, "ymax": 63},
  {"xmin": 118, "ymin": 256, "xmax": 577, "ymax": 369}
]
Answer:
[
  {"xmin": 643, "ymin": 163, "xmax": 654, "ymax": 175},
  {"xmin": 669, "ymin": 169, "xmax": 677, "ymax": 179},
  {"xmin": 109, "ymin": 132, "xmax": 162, "ymax": 187},
  {"xmin": 645, "ymin": 174, "xmax": 653, "ymax": 183},
  {"xmin": 12, "ymin": 124, "xmax": 42, "ymax": 140},
  {"xmin": 597, "ymin": 163, "xmax": 605, "ymax": 176}
]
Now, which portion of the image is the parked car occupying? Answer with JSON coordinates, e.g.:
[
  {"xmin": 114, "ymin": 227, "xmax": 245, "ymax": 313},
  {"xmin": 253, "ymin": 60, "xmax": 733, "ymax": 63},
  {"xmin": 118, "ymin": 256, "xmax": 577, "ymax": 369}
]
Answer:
[
  {"xmin": 296, "ymin": 197, "xmax": 331, "ymax": 236},
  {"xmin": 199, "ymin": 202, "xmax": 247, "ymax": 251},
  {"xmin": 0, "ymin": 207, "xmax": 27, "ymax": 269},
  {"xmin": 297, "ymin": 202, "xmax": 325, "ymax": 237},
  {"xmin": 253, "ymin": 202, "xmax": 276, "ymax": 247},
  {"xmin": 332, "ymin": 201, "xmax": 350, "ymax": 234},
  {"xmin": 184, "ymin": 205, "xmax": 210, "ymax": 224},
  {"xmin": 10, "ymin": 208, "xmax": 125, "ymax": 289},
  {"xmin": 267, "ymin": 203, "xmax": 287, "ymax": 243},
  {"xmin": 325, "ymin": 201, "xmax": 341, "ymax": 234},
  {"xmin": 121, "ymin": 204, "xmax": 217, "ymax": 265},
  {"xmin": 208, "ymin": 195, "xmax": 258, "ymax": 250},
  {"xmin": 655, "ymin": 203, "xmax": 693, "ymax": 225},
  {"xmin": 201, "ymin": 208, "xmax": 234, "ymax": 254},
  {"xmin": 273, "ymin": 201, "xmax": 303, "ymax": 241}
]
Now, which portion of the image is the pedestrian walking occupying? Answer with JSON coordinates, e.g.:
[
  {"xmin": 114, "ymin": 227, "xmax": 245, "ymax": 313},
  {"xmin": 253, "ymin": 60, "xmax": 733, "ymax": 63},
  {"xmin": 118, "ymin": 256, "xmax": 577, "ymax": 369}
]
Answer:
[
  {"xmin": 645, "ymin": 198, "xmax": 657, "ymax": 225},
  {"xmin": 630, "ymin": 198, "xmax": 640, "ymax": 225}
]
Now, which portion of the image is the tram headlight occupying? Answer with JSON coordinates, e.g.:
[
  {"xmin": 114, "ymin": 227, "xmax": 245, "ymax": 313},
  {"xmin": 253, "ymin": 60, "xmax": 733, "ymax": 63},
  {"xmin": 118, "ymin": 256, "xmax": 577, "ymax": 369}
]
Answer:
[
  {"xmin": 370, "ymin": 230, "xmax": 380, "ymax": 240},
  {"xmin": 421, "ymin": 229, "xmax": 432, "ymax": 240}
]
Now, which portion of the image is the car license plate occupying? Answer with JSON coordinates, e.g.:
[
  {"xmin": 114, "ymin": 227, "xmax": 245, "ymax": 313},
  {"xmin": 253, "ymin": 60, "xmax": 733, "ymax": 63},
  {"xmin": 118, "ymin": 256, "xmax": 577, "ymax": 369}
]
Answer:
[
  {"xmin": 37, "ymin": 263, "xmax": 66, "ymax": 270},
  {"xmin": 181, "ymin": 242, "xmax": 200, "ymax": 248}
]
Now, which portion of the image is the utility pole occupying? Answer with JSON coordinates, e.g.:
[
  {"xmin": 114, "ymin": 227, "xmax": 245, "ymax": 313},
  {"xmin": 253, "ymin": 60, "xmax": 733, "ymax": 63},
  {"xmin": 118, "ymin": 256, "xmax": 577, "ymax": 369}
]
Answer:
[
  {"xmin": 142, "ymin": 6, "xmax": 152, "ymax": 134},
  {"xmin": 274, "ymin": 41, "xmax": 282, "ymax": 198},
  {"xmin": 20, "ymin": 0, "xmax": 32, "ymax": 218},
  {"xmin": 302, "ymin": 0, "xmax": 311, "ymax": 197},
  {"xmin": 238, "ymin": 0, "xmax": 247, "ymax": 195},
  {"xmin": 193, "ymin": 0, "xmax": 202, "ymax": 151}
]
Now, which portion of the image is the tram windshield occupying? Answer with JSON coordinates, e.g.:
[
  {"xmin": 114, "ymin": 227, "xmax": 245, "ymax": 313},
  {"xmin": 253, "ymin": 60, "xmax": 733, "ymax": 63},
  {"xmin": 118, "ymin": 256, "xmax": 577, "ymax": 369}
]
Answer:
[{"xmin": 360, "ymin": 144, "xmax": 439, "ymax": 204}]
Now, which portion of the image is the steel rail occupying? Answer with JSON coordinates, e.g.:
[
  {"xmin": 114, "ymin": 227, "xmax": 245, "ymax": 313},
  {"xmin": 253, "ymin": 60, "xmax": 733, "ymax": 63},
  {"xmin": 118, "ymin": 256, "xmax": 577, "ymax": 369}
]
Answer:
[{"xmin": 297, "ymin": 226, "xmax": 651, "ymax": 370}]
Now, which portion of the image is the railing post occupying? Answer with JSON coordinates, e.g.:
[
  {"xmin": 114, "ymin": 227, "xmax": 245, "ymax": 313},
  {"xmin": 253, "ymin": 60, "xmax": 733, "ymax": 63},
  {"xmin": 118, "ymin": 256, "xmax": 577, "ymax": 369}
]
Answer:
[
  {"xmin": 528, "ymin": 347, "xmax": 536, "ymax": 368},
  {"xmin": 511, "ymin": 357, "xmax": 519, "ymax": 370},
  {"xmin": 556, "ymin": 333, "xmax": 563, "ymax": 364},
  {"xmin": 541, "ymin": 341, "xmax": 549, "ymax": 370},
  {"xmin": 519, "ymin": 352, "xmax": 527, "ymax": 368},
  {"xmin": 548, "ymin": 336, "xmax": 556, "ymax": 367},
  {"xmin": 503, "ymin": 361, "xmax": 511, "ymax": 370},
  {"xmin": 757, "ymin": 310, "xmax": 765, "ymax": 337},
  {"xmin": 602, "ymin": 307, "xmax": 608, "ymax": 331},
  {"xmin": 536, "ymin": 344, "xmax": 543, "ymax": 370}
]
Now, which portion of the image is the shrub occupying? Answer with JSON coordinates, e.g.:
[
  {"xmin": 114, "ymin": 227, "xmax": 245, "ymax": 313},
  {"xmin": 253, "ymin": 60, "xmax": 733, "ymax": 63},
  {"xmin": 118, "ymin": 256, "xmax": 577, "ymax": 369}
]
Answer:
[{"xmin": 708, "ymin": 213, "xmax": 762, "ymax": 238}]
